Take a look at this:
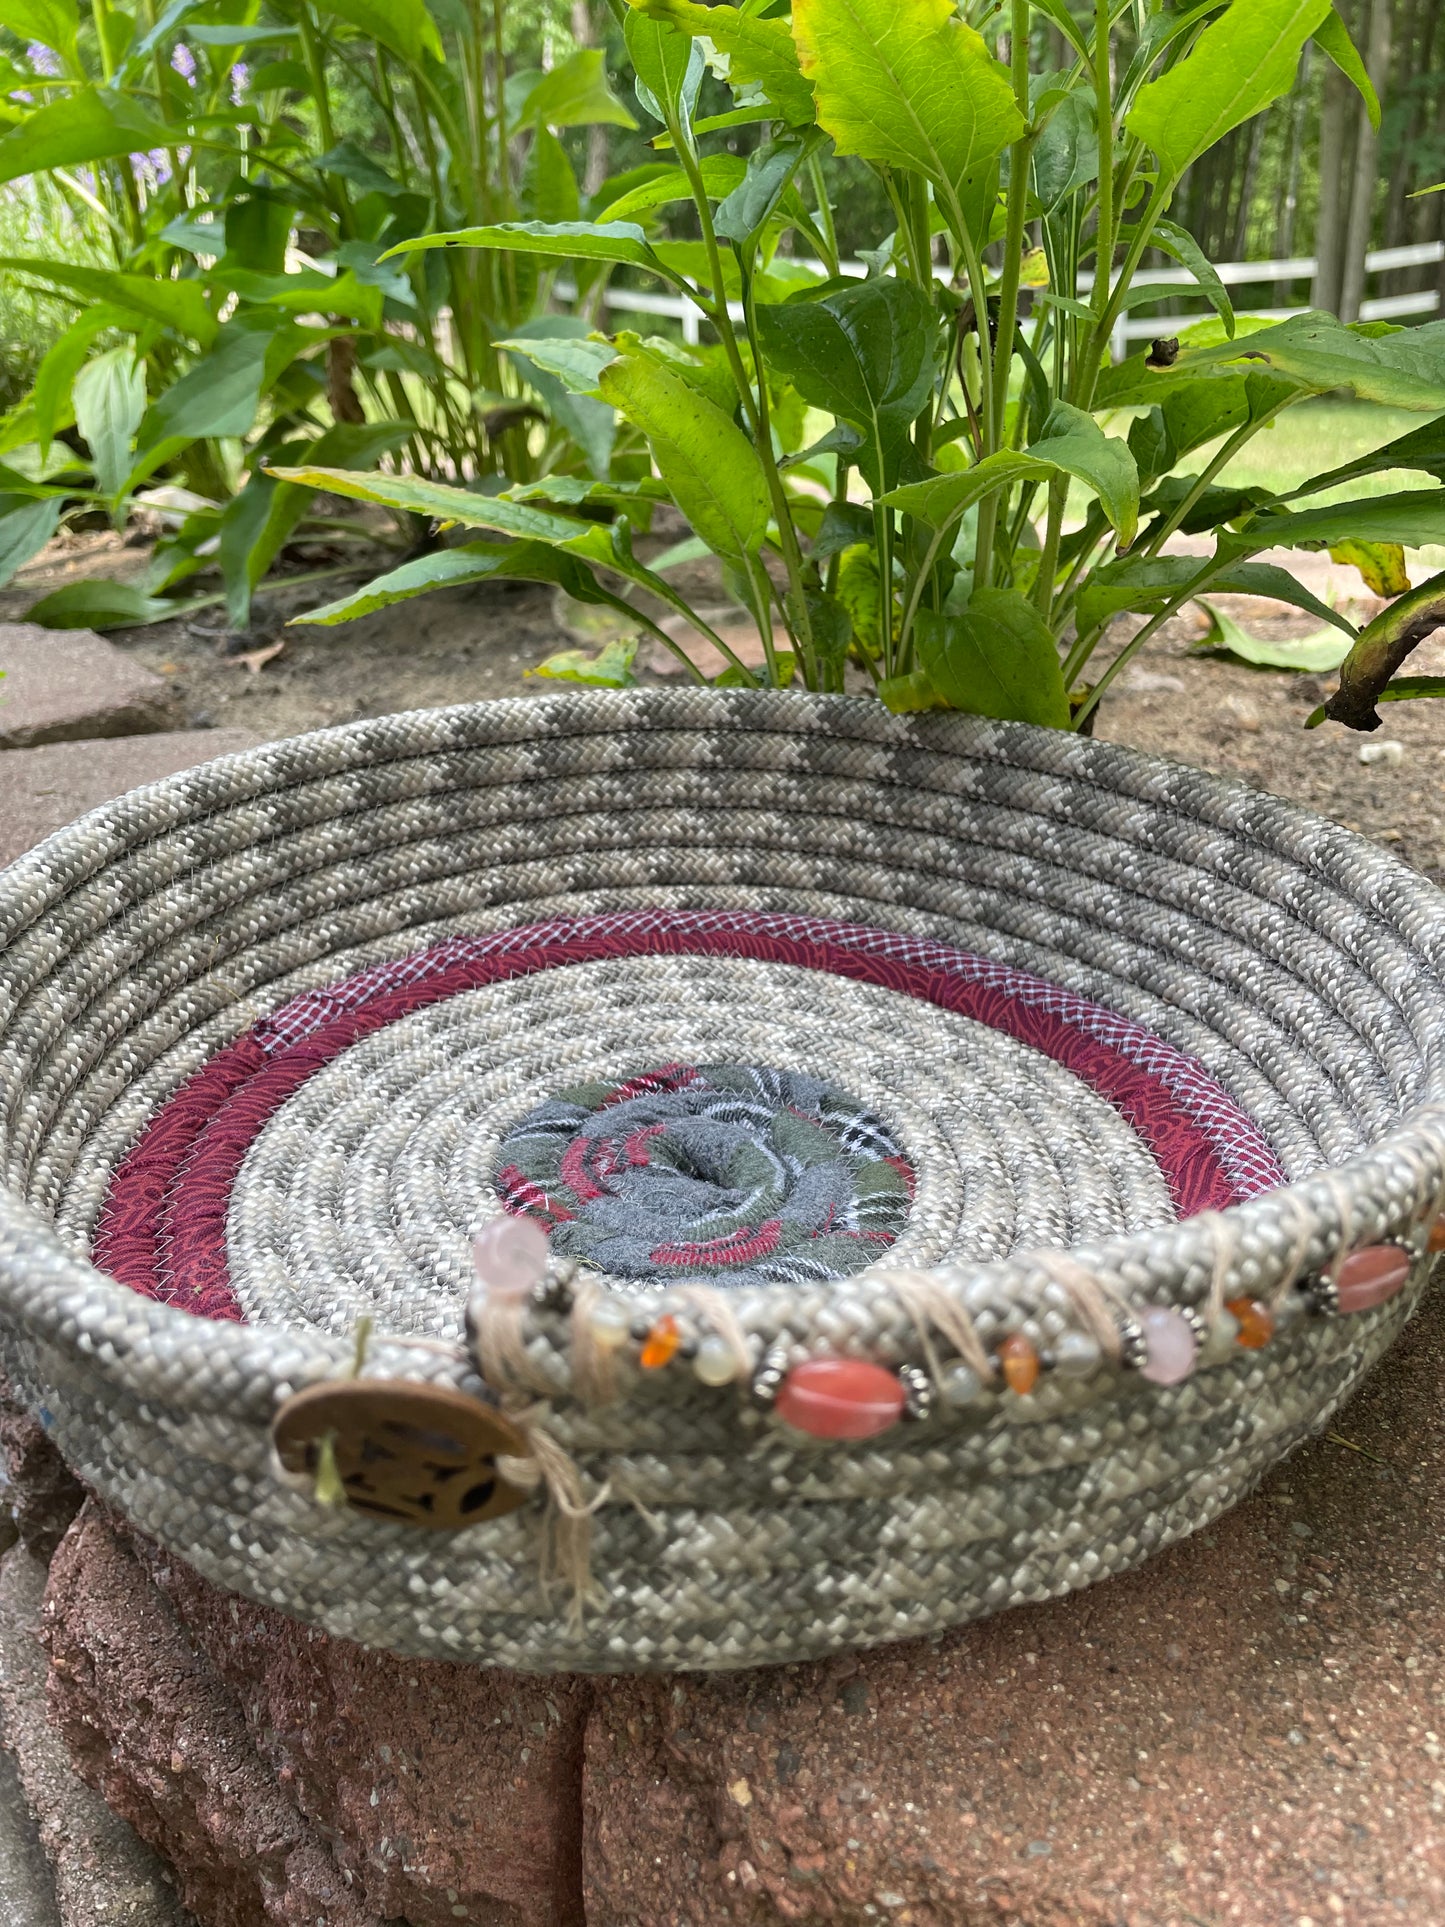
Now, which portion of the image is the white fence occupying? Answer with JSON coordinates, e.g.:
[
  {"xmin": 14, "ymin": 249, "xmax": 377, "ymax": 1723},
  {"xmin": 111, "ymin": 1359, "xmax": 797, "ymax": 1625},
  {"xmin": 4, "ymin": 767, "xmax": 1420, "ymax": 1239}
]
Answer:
[{"xmin": 587, "ymin": 238, "xmax": 1445, "ymax": 362}]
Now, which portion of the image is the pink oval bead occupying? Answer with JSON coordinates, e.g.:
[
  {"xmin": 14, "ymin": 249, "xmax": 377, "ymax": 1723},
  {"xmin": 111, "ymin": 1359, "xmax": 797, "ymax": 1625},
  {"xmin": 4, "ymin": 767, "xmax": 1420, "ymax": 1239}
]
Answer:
[
  {"xmin": 774, "ymin": 1358, "xmax": 906, "ymax": 1440},
  {"xmin": 1335, "ymin": 1244, "xmax": 1411, "ymax": 1314},
  {"xmin": 471, "ymin": 1215, "xmax": 550, "ymax": 1303},
  {"xmin": 1138, "ymin": 1305, "xmax": 1197, "ymax": 1386}
]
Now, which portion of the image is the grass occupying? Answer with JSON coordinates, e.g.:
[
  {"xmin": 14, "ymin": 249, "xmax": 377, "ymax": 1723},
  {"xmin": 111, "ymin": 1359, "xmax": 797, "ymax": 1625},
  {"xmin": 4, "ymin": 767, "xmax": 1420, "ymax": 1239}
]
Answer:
[
  {"xmin": 1200, "ymin": 399, "xmax": 1438, "ymax": 504},
  {"xmin": 0, "ymin": 182, "xmax": 114, "ymax": 413}
]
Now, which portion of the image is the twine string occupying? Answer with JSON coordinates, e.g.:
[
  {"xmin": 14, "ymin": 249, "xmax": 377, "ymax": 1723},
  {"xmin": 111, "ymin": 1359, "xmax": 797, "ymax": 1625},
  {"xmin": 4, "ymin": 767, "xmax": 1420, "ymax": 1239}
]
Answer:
[{"xmin": 885, "ymin": 1268, "xmax": 995, "ymax": 1381}]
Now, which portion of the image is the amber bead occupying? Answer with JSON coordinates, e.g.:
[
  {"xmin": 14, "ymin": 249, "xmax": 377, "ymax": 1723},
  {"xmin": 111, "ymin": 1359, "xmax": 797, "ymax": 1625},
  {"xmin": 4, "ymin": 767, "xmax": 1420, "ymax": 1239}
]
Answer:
[
  {"xmin": 639, "ymin": 1314, "xmax": 682, "ymax": 1370},
  {"xmin": 998, "ymin": 1333, "xmax": 1040, "ymax": 1395},
  {"xmin": 1224, "ymin": 1296, "xmax": 1275, "ymax": 1349},
  {"xmin": 1429, "ymin": 1216, "xmax": 1445, "ymax": 1254}
]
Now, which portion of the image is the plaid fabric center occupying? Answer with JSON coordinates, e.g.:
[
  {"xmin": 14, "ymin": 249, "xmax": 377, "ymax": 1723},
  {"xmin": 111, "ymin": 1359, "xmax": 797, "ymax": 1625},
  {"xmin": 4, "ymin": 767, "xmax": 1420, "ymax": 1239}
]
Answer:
[{"xmin": 494, "ymin": 1063, "xmax": 915, "ymax": 1287}]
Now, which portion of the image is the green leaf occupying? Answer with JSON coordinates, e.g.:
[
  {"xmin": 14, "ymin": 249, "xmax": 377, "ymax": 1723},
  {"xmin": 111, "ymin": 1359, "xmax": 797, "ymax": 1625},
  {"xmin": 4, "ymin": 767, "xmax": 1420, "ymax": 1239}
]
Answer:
[
  {"xmin": 529, "ymin": 637, "xmax": 639, "ymax": 687},
  {"xmin": 137, "ymin": 323, "xmax": 273, "ymax": 453},
  {"xmin": 500, "ymin": 476, "xmax": 666, "ymax": 511},
  {"xmin": 1162, "ymin": 374, "xmax": 1252, "ymax": 459},
  {"xmin": 298, "ymin": 540, "xmax": 621, "ymax": 624},
  {"xmin": 0, "ymin": 493, "xmax": 61, "ymax": 590},
  {"xmin": 267, "ymin": 465, "xmax": 593, "ymax": 541},
  {"xmin": 316, "ymin": 0, "xmax": 442, "ymax": 66},
  {"xmin": 0, "ymin": 87, "xmax": 175, "ymax": 189},
  {"xmin": 223, "ymin": 190, "xmax": 293, "ymax": 275},
  {"xmin": 517, "ymin": 47, "xmax": 638, "ymax": 130},
  {"xmin": 24, "ymin": 579, "xmax": 177, "ymax": 629},
  {"xmin": 1077, "ymin": 555, "xmax": 1353, "ymax": 636},
  {"xmin": 1029, "ymin": 402, "xmax": 1139, "ymax": 547},
  {"xmin": 791, "ymin": 0, "xmax": 1024, "ymax": 225},
  {"xmin": 1151, "ymin": 219, "xmax": 1235, "ymax": 339},
  {"xmin": 1030, "ymin": 90, "xmax": 1097, "ymax": 214},
  {"xmin": 524, "ymin": 127, "xmax": 583, "ymax": 225},
  {"xmin": 602, "ymin": 155, "xmax": 746, "ymax": 225},
  {"xmin": 1191, "ymin": 601, "xmax": 1352, "ymax": 673},
  {"xmin": 502, "ymin": 319, "xmax": 616, "ymax": 478},
  {"xmin": 497, "ymin": 330, "xmax": 615, "ymax": 400},
  {"xmin": 73, "ymin": 346, "xmax": 145, "ymax": 503},
  {"xmin": 625, "ymin": 8, "xmax": 704, "ymax": 124},
  {"xmin": 883, "ymin": 403, "xmax": 1138, "ymax": 545},
  {"xmin": 715, "ymin": 133, "xmax": 814, "ymax": 247},
  {"xmin": 1328, "ymin": 540, "xmax": 1410, "ymax": 597},
  {"xmin": 219, "ymin": 421, "xmax": 408, "ymax": 632},
  {"xmin": 214, "ymin": 266, "xmax": 380, "ymax": 328},
  {"xmin": 383, "ymin": 221, "xmax": 687, "ymax": 288},
  {"xmin": 1176, "ymin": 312, "xmax": 1445, "ymax": 410},
  {"xmin": 188, "ymin": 22, "xmax": 298, "ymax": 45},
  {"xmin": 0, "ymin": 259, "xmax": 216, "ymax": 347},
  {"xmin": 1313, "ymin": 5, "xmax": 1380, "ymax": 132},
  {"xmin": 916, "ymin": 589, "xmax": 1070, "ymax": 727},
  {"xmin": 877, "ymin": 669, "xmax": 948, "ymax": 713},
  {"xmin": 629, "ymin": 0, "xmax": 816, "ymax": 126},
  {"xmin": 755, "ymin": 277, "xmax": 938, "ymax": 491},
  {"xmin": 1377, "ymin": 676, "xmax": 1445, "ymax": 703},
  {"xmin": 30, "ymin": 306, "xmax": 125, "ymax": 458},
  {"xmin": 1224, "ymin": 492, "xmax": 1445, "ymax": 555},
  {"xmin": 314, "ymin": 140, "xmax": 408, "ymax": 198},
  {"xmin": 598, "ymin": 354, "xmax": 770, "ymax": 565},
  {"xmin": 1125, "ymin": 0, "xmax": 1330, "ymax": 183},
  {"xmin": 883, "ymin": 450, "xmax": 1047, "ymax": 526},
  {"xmin": 0, "ymin": 0, "xmax": 77, "ymax": 63}
]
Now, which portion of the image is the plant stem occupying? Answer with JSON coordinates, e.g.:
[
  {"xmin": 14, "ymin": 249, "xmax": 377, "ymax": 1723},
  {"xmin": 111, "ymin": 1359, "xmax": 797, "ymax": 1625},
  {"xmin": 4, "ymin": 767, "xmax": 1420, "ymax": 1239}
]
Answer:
[
  {"xmin": 1070, "ymin": 552, "xmax": 1231, "ymax": 728},
  {"xmin": 672, "ymin": 130, "xmax": 813, "ymax": 682},
  {"xmin": 807, "ymin": 153, "xmax": 839, "ymax": 275},
  {"xmin": 1141, "ymin": 405, "xmax": 1287, "ymax": 557},
  {"xmin": 1035, "ymin": 473, "xmax": 1069, "ymax": 617}
]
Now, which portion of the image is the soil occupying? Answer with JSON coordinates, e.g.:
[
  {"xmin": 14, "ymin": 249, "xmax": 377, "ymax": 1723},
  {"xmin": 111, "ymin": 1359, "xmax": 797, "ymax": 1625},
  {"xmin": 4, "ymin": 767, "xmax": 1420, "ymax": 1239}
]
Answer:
[{"xmin": 3, "ymin": 525, "xmax": 1442, "ymax": 885}]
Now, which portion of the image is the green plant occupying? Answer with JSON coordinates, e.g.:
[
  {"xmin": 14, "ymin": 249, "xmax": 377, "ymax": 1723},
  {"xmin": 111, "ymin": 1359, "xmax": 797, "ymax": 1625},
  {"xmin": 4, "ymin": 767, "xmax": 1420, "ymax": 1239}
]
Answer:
[
  {"xmin": 0, "ymin": 0, "xmax": 638, "ymax": 629},
  {"xmin": 282, "ymin": 0, "xmax": 1445, "ymax": 728}
]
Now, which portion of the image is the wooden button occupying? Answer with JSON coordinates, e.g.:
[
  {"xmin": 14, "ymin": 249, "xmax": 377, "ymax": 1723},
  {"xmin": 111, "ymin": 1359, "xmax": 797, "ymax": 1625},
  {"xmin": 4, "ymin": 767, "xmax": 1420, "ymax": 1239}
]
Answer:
[{"xmin": 272, "ymin": 1380, "xmax": 531, "ymax": 1530}]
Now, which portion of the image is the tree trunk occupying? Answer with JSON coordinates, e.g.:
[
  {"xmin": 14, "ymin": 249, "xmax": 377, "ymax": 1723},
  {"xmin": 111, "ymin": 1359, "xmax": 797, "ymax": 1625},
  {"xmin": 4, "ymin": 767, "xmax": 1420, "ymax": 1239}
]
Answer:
[
  {"xmin": 1312, "ymin": 60, "xmax": 1352, "ymax": 311},
  {"xmin": 1274, "ymin": 48, "xmax": 1311, "ymax": 303},
  {"xmin": 1339, "ymin": 0, "xmax": 1392, "ymax": 322},
  {"xmin": 571, "ymin": 0, "xmax": 610, "ymax": 200},
  {"xmin": 1233, "ymin": 111, "xmax": 1270, "ymax": 258},
  {"xmin": 1382, "ymin": 0, "xmax": 1423, "ymax": 248}
]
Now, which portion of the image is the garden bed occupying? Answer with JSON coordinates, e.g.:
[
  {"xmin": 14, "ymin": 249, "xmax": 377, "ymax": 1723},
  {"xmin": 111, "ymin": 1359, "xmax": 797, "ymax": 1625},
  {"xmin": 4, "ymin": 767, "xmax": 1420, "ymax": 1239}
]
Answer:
[{"xmin": 4, "ymin": 525, "xmax": 1442, "ymax": 887}]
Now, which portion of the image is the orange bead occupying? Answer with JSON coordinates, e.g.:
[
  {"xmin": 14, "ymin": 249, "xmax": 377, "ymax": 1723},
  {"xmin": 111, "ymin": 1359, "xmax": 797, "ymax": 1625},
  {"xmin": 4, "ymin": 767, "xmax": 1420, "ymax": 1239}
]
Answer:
[
  {"xmin": 1428, "ymin": 1216, "xmax": 1445, "ymax": 1254},
  {"xmin": 1225, "ymin": 1296, "xmax": 1275, "ymax": 1349},
  {"xmin": 639, "ymin": 1314, "xmax": 682, "ymax": 1370},
  {"xmin": 998, "ymin": 1333, "xmax": 1040, "ymax": 1395}
]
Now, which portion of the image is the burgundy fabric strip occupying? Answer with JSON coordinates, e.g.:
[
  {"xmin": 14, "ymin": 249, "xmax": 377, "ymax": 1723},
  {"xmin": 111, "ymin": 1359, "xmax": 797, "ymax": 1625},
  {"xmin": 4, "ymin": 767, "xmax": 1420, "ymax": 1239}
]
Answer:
[{"xmin": 94, "ymin": 910, "xmax": 1285, "ymax": 1322}]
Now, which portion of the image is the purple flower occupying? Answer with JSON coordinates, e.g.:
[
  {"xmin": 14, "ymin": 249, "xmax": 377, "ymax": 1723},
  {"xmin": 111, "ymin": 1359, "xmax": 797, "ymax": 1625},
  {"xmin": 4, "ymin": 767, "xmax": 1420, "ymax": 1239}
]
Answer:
[
  {"xmin": 171, "ymin": 42, "xmax": 196, "ymax": 80},
  {"xmin": 26, "ymin": 42, "xmax": 59, "ymax": 76},
  {"xmin": 128, "ymin": 147, "xmax": 173, "ymax": 188},
  {"xmin": 230, "ymin": 61, "xmax": 249, "ymax": 102}
]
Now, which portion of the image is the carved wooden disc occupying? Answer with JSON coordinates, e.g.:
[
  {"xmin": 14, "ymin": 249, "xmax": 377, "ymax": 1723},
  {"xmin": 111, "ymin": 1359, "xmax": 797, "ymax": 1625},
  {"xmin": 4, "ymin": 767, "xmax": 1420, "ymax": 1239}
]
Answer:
[{"xmin": 272, "ymin": 1379, "xmax": 531, "ymax": 1530}]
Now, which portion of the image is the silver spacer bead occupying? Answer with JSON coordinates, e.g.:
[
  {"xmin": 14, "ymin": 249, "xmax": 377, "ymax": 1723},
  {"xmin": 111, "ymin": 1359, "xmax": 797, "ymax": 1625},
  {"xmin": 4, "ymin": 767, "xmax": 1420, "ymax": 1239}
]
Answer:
[
  {"xmin": 1117, "ymin": 1315, "xmax": 1147, "ymax": 1373},
  {"xmin": 1306, "ymin": 1274, "xmax": 1339, "ymax": 1316},
  {"xmin": 750, "ymin": 1345, "xmax": 790, "ymax": 1409},
  {"xmin": 531, "ymin": 1261, "xmax": 577, "ymax": 1314},
  {"xmin": 898, "ymin": 1363, "xmax": 932, "ymax": 1422}
]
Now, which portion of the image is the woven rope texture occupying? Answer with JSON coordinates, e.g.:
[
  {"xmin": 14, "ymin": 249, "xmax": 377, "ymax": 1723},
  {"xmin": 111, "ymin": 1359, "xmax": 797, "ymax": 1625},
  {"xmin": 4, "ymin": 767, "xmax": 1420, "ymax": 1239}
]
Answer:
[{"xmin": 0, "ymin": 689, "xmax": 1441, "ymax": 1671}]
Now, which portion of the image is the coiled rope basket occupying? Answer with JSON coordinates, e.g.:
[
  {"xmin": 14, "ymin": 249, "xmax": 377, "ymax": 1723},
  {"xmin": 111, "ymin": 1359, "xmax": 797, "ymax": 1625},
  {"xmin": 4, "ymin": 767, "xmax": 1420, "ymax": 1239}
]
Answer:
[{"xmin": 0, "ymin": 688, "xmax": 1442, "ymax": 1673}]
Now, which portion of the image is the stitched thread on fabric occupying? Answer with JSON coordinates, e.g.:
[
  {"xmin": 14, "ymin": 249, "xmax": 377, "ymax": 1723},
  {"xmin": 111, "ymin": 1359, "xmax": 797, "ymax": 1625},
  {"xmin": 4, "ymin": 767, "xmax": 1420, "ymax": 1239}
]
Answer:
[{"xmin": 93, "ymin": 909, "xmax": 1286, "ymax": 1322}]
